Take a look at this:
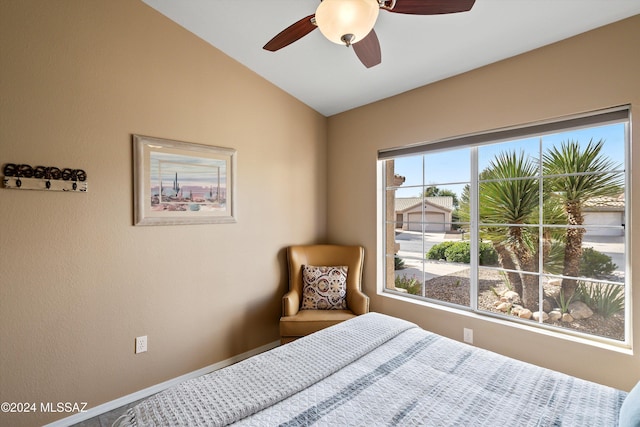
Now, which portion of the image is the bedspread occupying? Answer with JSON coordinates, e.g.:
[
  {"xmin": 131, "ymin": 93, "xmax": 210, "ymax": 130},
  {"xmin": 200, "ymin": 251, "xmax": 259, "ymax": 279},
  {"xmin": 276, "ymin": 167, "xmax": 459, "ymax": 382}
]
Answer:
[{"xmin": 118, "ymin": 313, "xmax": 626, "ymax": 426}]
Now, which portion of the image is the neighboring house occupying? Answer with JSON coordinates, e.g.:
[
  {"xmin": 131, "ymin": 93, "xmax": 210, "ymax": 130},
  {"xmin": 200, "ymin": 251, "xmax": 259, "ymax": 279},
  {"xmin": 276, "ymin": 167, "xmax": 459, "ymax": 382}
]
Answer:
[
  {"xmin": 395, "ymin": 197, "xmax": 454, "ymax": 232},
  {"xmin": 584, "ymin": 194, "xmax": 625, "ymax": 237},
  {"xmin": 394, "ymin": 194, "xmax": 624, "ymax": 236}
]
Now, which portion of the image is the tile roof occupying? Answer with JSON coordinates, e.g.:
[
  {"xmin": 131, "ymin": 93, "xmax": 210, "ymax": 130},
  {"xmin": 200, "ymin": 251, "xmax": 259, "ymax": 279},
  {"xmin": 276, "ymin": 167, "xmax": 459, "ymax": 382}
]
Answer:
[
  {"xmin": 583, "ymin": 193, "xmax": 625, "ymax": 209},
  {"xmin": 395, "ymin": 197, "xmax": 454, "ymax": 212}
]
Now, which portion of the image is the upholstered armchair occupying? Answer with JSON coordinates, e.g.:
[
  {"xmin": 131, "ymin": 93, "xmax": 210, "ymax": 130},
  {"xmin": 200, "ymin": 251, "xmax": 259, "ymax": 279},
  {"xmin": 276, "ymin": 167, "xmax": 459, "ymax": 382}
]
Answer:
[{"xmin": 280, "ymin": 244, "xmax": 369, "ymax": 344}]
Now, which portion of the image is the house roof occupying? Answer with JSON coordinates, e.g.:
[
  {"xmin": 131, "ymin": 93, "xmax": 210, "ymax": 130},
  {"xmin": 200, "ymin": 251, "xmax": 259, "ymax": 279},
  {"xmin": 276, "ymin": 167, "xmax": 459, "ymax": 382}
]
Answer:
[
  {"xmin": 396, "ymin": 194, "xmax": 623, "ymax": 213},
  {"xmin": 395, "ymin": 197, "xmax": 421, "ymax": 212},
  {"xmin": 584, "ymin": 194, "xmax": 625, "ymax": 211},
  {"xmin": 396, "ymin": 197, "xmax": 454, "ymax": 212}
]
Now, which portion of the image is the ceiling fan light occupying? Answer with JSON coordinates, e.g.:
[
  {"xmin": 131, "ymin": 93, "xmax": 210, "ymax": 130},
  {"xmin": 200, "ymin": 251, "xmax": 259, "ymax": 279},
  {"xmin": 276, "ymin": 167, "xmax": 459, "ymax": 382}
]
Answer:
[{"xmin": 315, "ymin": 0, "xmax": 379, "ymax": 46}]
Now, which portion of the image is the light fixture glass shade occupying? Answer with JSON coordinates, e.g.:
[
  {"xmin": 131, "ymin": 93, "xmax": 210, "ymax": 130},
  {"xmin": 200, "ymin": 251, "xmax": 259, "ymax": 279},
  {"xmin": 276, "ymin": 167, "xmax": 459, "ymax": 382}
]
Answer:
[{"xmin": 315, "ymin": 0, "xmax": 380, "ymax": 46}]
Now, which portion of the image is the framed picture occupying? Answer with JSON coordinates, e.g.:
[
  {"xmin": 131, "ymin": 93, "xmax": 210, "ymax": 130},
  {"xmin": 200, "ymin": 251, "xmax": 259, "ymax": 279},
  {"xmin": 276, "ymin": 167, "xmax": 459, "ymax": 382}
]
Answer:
[{"xmin": 133, "ymin": 135, "xmax": 236, "ymax": 226}]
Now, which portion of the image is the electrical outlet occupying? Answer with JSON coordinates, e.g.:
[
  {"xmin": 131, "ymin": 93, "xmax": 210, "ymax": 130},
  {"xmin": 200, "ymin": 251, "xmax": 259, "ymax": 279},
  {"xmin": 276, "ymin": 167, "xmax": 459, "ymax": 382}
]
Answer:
[
  {"xmin": 135, "ymin": 335, "xmax": 147, "ymax": 354},
  {"xmin": 463, "ymin": 328, "xmax": 473, "ymax": 344}
]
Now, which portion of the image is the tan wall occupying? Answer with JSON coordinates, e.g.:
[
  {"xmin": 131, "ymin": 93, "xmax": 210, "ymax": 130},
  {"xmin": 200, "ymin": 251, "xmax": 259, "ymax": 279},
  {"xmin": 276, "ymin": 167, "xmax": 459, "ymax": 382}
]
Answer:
[
  {"xmin": 0, "ymin": 1, "xmax": 326, "ymax": 425},
  {"xmin": 327, "ymin": 15, "xmax": 640, "ymax": 391}
]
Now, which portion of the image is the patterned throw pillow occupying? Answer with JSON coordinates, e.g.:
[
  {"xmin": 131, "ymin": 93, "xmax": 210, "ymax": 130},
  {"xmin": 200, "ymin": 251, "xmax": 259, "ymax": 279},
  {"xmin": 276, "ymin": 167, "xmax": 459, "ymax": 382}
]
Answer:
[{"xmin": 301, "ymin": 265, "xmax": 348, "ymax": 310}]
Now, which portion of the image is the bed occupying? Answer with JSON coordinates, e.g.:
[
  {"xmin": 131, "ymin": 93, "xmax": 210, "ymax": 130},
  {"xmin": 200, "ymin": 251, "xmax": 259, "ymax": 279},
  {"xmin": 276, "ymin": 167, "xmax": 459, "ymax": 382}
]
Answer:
[{"xmin": 116, "ymin": 312, "xmax": 635, "ymax": 426}]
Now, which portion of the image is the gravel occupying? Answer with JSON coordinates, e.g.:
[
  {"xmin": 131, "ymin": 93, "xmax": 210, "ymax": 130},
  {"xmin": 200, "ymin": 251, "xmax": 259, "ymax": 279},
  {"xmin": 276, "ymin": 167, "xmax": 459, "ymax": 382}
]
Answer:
[{"xmin": 421, "ymin": 267, "xmax": 624, "ymax": 341}]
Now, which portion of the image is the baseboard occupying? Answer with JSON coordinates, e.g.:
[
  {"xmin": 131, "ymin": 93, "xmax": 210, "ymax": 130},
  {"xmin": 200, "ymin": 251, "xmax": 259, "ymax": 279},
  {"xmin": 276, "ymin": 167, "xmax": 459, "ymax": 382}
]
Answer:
[{"xmin": 43, "ymin": 340, "xmax": 280, "ymax": 427}]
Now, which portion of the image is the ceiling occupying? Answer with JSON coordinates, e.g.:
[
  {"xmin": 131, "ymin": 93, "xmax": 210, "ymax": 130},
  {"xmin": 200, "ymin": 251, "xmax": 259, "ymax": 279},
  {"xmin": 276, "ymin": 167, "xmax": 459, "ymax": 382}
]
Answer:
[{"xmin": 141, "ymin": 0, "xmax": 640, "ymax": 117}]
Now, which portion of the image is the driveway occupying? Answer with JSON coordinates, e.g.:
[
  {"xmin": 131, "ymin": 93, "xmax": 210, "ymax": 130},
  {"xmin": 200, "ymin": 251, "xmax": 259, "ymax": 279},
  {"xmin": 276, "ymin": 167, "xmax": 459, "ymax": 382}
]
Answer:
[{"xmin": 394, "ymin": 230, "xmax": 626, "ymax": 280}]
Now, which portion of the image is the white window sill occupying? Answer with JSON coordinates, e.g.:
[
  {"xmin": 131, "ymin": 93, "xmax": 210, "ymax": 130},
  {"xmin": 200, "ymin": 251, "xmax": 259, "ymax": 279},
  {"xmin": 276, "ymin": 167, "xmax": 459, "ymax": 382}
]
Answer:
[{"xmin": 379, "ymin": 288, "xmax": 633, "ymax": 355}]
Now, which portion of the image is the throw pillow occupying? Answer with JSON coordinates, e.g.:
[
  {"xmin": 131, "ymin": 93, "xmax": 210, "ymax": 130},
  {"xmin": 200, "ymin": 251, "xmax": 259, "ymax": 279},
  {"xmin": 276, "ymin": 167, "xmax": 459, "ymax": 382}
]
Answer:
[
  {"xmin": 619, "ymin": 380, "xmax": 640, "ymax": 427},
  {"xmin": 301, "ymin": 265, "xmax": 348, "ymax": 310}
]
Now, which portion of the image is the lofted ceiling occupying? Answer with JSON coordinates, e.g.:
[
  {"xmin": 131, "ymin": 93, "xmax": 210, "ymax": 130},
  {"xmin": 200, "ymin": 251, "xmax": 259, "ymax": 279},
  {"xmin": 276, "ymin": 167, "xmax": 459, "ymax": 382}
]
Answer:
[{"xmin": 141, "ymin": 0, "xmax": 640, "ymax": 117}]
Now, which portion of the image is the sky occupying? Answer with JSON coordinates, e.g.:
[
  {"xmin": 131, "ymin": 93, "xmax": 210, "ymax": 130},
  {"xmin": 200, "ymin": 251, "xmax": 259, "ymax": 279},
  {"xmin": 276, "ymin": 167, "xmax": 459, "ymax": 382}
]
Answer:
[
  {"xmin": 150, "ymin": 151, "xmax": 228, "ymax": 189},
  {"xmin": 393, "ymin": 122, "xmax": 626, "ymax": 198}
]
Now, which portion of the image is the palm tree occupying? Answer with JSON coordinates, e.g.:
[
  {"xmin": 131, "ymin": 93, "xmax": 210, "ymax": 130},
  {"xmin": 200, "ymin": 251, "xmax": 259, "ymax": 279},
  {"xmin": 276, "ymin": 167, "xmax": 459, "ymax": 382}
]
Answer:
[
  {"xmin": 479, "ymin": 151, "xmax": 540, "ymax": 309},
  {"xmin": 543, "ymin": 139, "xmax": 623, "ymax": 298}
]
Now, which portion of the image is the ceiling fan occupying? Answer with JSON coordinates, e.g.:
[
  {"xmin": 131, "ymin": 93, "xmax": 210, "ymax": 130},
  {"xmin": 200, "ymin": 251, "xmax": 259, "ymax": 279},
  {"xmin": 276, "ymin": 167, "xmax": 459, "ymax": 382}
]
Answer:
[{"xmin": 263, "ymin": 0, "xmax": 476, "ymax": 68}]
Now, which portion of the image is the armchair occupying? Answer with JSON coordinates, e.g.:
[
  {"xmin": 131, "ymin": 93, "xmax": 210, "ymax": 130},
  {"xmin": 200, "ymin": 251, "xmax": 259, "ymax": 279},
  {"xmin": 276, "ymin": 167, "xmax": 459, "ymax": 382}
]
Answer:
[{"xmin": 280, "ymin": 244, "xmax": 369, "ymax": 344}]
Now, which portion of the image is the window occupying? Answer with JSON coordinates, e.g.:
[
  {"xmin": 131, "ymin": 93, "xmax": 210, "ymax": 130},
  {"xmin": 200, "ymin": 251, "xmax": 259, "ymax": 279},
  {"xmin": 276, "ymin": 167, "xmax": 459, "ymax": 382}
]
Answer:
[{"xmin": 381, "ymin": 107, "xmax": 629, "ymax": 344}]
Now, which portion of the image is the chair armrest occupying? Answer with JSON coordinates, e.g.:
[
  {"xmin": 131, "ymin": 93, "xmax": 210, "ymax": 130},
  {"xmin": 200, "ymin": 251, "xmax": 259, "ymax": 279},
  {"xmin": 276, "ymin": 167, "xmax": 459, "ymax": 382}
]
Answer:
[
  {"xmin": 282, "ymin": 289, "xmax": 300, "ymax": 316},
  {"xmin": 348, "ymin": 289, "xmax": 370, "ymax": 315}
]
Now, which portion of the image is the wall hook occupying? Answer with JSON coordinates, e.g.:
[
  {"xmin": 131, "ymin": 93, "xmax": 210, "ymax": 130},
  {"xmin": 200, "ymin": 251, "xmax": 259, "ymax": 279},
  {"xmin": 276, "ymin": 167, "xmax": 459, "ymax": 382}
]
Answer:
[{"xmin": 2, "ymin": 163, "xmax": 87, "ymax": 192}]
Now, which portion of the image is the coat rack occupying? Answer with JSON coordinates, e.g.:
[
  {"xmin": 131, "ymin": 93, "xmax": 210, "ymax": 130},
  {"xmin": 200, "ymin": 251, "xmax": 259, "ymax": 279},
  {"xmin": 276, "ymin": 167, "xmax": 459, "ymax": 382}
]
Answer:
[{"xmin": 2, "ymin": 163, "xmax": 88, "ymax": 192}]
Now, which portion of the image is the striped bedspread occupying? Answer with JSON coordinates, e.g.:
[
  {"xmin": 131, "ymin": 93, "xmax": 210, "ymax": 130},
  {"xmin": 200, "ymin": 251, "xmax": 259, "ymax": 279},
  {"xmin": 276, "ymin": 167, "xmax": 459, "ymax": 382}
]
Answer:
[{"xmin": 118, "ymin": 313, "xmax": 626, "ymax": 426}]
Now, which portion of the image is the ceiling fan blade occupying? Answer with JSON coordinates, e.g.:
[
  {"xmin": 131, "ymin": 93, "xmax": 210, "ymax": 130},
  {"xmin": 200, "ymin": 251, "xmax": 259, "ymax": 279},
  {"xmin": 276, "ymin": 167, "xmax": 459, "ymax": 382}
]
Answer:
[
  {"xmin": 263, "ymin": 14, "xmax": 317, "ymax": 52},
  {"xmin": 383, "ymin": 0, "xmax": 475, "ymax": 15},
  {"xmin": 353, "ymin": 29, "xmax": 381, "ymax": 68}
]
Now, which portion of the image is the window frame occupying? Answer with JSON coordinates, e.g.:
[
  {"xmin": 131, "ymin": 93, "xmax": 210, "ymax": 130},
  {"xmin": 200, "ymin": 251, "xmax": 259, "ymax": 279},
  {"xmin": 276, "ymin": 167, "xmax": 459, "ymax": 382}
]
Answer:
[{"xmin": 378, "ymin": 106, "xmax": 631, "ymax": 348}]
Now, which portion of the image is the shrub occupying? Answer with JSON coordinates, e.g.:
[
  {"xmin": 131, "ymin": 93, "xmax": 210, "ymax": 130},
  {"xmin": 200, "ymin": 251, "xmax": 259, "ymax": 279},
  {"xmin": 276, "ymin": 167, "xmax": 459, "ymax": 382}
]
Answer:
[
  {"xmin": 426, "ymin": 241, "xmax": 456, "ymax": 261},
  {"xmin": 427, "ymin": 241, "xmax": 498, "ymax": 265},
  {"xmin": 479, "ymin": 242, "xmax": 499, "ymax": 266},
  {"xmin": 394, "ymin": 255, "xmax": 405, "ymax": 270},
  {"xmin": 575, "ymin": 281, "xmax": 624, "ymax": 318},
  {"xmin": 395, "ymin": 274, "xmax": 422, "ymax": 295},
  {"xmin": 444, "ymin": 241, "xmax": 470, "ymax": 263},
  {"xmin": 579, "ymin": 247, "xmax": 617, "ymax": 278}
]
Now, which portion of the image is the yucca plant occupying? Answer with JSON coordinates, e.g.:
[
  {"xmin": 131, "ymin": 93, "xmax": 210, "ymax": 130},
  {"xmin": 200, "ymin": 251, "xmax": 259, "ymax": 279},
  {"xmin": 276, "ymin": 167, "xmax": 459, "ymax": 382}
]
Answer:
[
  {"xmin": 553, "ymin": 289, "xmax": 574, "ymax": 314},
  {"xmin": 395, "ymin": 274, "xmax": 422, "ymax": 295},
  {"xmin": 543, "ymin": 139, "xmax": 623, "ymax": 298},
  {"xmin": 477, "ymin": 150, "xmax": 540, "ymax": 309},
  {"xmin": 576, "ymin": 281, "xmax": 625, "ymax": 318}
]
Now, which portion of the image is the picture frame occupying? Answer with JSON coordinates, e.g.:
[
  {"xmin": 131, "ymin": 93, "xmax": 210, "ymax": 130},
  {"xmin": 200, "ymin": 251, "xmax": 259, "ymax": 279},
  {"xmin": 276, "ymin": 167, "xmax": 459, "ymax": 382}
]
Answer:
[{"xmin": 133, "ymin": 135, "xmax": 236, "ymax": 226}]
